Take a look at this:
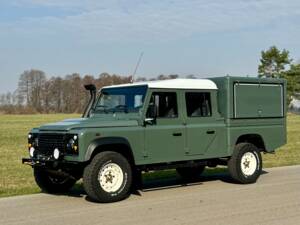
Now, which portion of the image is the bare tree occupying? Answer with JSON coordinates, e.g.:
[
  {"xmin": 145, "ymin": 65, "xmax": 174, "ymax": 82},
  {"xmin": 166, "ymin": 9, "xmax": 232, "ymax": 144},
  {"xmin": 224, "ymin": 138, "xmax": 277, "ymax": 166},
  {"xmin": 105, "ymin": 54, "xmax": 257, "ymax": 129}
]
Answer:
[
  {"xmin": 0, "ymin": 70, "xmax": 185, "ymax": 114},
  {"xmin": 17, "ymin": 69, "xmax": 46, "ymax": 111}
]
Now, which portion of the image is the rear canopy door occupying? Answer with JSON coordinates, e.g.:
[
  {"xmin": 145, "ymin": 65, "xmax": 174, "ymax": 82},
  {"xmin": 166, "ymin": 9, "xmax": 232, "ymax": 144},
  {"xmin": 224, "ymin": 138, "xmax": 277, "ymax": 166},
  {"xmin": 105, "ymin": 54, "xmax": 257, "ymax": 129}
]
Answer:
[{"xmin": 234, "ymin": 83, "xmax": 284, "ymax": 118}]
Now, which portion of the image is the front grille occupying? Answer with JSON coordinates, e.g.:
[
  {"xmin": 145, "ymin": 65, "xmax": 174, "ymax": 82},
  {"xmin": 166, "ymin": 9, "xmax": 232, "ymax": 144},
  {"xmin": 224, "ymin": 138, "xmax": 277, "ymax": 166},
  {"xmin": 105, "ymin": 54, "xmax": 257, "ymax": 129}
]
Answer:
[{"xmin": 37, "ymin": 133, "xmax": 66, "ymax": 155}]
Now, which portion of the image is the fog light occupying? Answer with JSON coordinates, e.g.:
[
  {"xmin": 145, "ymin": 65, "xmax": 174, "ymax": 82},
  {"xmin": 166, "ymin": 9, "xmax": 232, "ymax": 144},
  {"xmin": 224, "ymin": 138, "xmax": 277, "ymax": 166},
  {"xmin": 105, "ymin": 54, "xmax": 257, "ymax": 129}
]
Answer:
[
  {"xmin": 29, "ymin": 147, "xmax": 35, "ymax": 157},
  {"xmin": 53, "ymin": 148, "xmax": 60, "ymax": 159}
]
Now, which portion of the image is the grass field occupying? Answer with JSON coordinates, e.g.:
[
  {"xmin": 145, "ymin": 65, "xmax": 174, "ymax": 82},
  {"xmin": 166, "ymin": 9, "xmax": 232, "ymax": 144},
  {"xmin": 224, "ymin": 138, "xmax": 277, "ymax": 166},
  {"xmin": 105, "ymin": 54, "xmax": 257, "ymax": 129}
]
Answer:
[{"xmin": 0, "ymin": 114, "xmax": 299, "ymax": 198}]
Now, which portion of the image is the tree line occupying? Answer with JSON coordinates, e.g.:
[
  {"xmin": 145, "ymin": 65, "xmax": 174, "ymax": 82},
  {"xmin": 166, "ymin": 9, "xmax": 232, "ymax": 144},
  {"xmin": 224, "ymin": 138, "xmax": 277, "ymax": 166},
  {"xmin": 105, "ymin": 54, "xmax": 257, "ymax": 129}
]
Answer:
[
  {"xmin": 0, "ymin": 45, "xmax": 299, "ymax": 114},
  {"xmin": 0, "ymin": 72, "xmax": 182, "ymax": 114}
]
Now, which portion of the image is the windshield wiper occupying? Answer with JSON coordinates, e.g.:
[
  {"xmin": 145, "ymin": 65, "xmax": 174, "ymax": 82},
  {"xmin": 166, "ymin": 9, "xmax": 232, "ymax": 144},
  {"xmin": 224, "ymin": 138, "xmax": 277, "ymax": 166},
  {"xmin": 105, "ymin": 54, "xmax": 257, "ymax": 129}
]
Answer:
[
  {"xmin": 113, "ymin": 105, "xmax": 128, "ymax": 113},
  {"xmin": 93, "ymin": 105, "xmax": 108, "ymax": 113}
]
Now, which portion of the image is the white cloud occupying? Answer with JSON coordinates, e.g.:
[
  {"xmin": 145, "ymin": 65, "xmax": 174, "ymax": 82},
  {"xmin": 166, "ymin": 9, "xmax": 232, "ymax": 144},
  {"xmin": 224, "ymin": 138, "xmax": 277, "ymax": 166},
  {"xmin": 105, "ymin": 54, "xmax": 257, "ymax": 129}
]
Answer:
[{"xmin": 1, "ymin": 0, "xmax": 300, "ymax": 43}]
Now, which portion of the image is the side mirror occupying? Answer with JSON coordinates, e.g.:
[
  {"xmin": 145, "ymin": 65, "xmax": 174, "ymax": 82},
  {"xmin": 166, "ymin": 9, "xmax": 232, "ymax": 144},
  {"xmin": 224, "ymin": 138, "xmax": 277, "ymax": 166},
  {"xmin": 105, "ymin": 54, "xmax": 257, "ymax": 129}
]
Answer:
[
  {"xmin": 144, "ymin": 118, "xmax": 155, "ymax": 125},
  {"xmin": 145, "ymin": 104, "xmax": 157, "ymax": 125}
]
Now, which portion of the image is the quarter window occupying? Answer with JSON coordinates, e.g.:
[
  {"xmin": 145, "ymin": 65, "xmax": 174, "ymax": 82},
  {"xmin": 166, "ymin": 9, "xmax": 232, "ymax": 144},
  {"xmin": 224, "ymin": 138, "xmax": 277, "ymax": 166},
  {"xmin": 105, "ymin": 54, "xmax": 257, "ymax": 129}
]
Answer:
[{"xmin": 185, "ymin": 92, "xmax": 212, "ymax": 117}]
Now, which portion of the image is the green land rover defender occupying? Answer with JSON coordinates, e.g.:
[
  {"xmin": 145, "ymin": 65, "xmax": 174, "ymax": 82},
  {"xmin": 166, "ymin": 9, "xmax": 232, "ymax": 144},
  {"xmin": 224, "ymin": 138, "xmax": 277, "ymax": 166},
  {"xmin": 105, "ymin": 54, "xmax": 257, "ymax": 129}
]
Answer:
[{"xmin": 22, "ymin": 76, "xmax": 287, "ymax": 202}]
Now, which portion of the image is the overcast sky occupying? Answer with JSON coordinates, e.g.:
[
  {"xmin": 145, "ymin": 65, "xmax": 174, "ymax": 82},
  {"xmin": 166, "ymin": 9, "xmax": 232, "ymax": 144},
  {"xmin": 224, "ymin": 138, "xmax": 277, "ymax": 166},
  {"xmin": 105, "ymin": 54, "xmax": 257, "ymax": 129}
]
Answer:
[{"xmin": 0, "ymin": 0, "xmax": 299, "ymax": 93}]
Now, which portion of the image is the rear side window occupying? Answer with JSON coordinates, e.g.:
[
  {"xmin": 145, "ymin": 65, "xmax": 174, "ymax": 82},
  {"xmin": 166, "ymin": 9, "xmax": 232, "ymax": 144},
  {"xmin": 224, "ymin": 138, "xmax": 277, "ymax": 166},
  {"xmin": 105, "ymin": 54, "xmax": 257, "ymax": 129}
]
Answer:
[
  {"xmin": 148, "ymin": 92, "xmax": 178, "ymax": 118},
  {"xmin": 185, "ymin": 92, "xmax": 212, "ymax": 117}
]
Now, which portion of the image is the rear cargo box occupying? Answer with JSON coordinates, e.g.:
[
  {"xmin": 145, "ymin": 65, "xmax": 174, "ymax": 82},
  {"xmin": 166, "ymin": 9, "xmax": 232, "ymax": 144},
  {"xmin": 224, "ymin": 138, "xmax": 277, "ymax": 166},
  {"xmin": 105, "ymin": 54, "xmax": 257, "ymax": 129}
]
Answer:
[{"xmin": 210, "ymin": 76, "xmax": 286, "ymax": 119}]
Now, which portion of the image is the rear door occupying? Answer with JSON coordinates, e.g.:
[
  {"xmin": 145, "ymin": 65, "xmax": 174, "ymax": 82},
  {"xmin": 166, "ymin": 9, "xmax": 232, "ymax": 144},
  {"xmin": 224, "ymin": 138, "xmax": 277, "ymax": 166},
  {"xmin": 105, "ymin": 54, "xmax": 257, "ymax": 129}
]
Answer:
[{"xmin": 183, "ymin": 91, "xmax": 221, "ymax": 156}]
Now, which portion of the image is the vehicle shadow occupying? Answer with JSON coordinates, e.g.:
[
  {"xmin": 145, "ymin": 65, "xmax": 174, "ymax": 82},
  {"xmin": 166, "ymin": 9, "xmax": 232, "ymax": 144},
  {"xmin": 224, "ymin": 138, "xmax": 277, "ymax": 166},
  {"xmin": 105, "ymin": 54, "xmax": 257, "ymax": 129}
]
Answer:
[
  {"xmin": 61, "ymin": 168, "xmax": 268, "ymax": 201},
  {"xmin": 139, "ymin": 169, "xmax": 268, "ymax": 193},
  {"xmin": 140, "ymin": 170, "xmax": 229, "ymax": 193}
]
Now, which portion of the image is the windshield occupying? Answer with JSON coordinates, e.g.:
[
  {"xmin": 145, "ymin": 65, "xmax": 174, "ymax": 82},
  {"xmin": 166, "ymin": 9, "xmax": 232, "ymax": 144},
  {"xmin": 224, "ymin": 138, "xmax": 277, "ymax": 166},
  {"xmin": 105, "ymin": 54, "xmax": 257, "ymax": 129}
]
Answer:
[{"xmin": 92, "ymin": 85, "xmax": 147, "ymax": 114}]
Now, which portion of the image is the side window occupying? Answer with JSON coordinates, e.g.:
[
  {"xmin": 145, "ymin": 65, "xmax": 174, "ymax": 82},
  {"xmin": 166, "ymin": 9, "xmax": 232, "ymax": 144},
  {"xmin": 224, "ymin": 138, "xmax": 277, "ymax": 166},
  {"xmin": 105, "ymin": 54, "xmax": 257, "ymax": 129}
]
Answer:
[
  {"xmin": 147, "ymin": 92, "xmax": 178, "ymax": 118},
  {"xmin": 185, "ymin": 92, "xmax": 212, "ymax": 117}
]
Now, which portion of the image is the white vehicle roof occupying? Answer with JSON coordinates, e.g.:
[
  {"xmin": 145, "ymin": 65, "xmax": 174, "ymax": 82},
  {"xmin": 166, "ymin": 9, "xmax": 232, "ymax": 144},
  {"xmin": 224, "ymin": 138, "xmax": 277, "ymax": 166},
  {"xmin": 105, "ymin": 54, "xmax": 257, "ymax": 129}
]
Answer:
[{"xmin": 103, "ymin": 78, "xmax": 218, "ymax": 90}]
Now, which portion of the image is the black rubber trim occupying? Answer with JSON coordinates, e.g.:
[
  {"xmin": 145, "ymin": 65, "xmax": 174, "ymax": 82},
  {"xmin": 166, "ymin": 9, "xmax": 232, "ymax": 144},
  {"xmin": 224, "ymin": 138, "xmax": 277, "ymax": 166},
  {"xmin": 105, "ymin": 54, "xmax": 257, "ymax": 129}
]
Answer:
[{"xmin": 85, "ymin": 137, "xmax": 132, "ymax": 161}]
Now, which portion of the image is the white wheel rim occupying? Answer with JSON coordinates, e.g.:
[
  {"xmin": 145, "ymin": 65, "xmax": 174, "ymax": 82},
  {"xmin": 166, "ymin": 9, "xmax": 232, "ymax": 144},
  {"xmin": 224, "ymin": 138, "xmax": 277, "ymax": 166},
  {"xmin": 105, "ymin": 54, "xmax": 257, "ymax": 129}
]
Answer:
[
  {"xmin": 240, "ymin": 152, "xmax": 257, "ymax": 176},
  {"xmin": 98, "ymin": 163, "xmax": 124, "ymax": 193}
]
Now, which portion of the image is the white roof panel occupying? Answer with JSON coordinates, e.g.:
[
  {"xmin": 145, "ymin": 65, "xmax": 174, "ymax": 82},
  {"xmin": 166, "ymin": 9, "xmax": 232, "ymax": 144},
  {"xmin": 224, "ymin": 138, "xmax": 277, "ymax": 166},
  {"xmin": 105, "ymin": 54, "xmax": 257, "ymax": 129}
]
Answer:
[{"xmin": 103, "ymin": 78, "xmax": 218, "ymax": 90}]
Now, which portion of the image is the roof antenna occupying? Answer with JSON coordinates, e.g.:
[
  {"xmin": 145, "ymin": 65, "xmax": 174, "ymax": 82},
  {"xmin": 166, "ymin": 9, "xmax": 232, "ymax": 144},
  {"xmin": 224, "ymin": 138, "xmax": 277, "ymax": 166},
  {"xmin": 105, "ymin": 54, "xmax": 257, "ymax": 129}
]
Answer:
[{"xmin": 131, "ymin": 52, "xmax": 144, "ymax": 83}]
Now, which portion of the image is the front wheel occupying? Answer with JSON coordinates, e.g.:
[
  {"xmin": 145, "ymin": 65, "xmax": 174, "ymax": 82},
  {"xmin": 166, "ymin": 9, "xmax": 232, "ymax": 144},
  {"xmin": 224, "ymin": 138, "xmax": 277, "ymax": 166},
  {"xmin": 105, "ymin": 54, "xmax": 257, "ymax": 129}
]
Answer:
[
  {"xmin": 228, "ymin": 143, "xmax": 262, "ymax": 184},
  {"xmin": 34, "ymin": 168, "xmax": 76, "ymax": 193},
  {"xmin": 83, "ymin": 151, "xmax": 132, "ymax": 203}
]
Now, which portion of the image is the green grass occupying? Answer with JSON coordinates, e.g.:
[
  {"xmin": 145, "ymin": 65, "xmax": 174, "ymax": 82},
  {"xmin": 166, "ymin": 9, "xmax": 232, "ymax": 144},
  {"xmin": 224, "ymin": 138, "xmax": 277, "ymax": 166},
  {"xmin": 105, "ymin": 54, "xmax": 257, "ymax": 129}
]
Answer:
[
  {"xmin": 0, "ymin": 114, "xmax": 299, "ymax": 198},
  {"xmin": 0, "ymin": 114, "xmax": 79, "ymax": 197},
  {"xmin": 263, "ymin": 114, "xmax": 300, "ymax": 167}
]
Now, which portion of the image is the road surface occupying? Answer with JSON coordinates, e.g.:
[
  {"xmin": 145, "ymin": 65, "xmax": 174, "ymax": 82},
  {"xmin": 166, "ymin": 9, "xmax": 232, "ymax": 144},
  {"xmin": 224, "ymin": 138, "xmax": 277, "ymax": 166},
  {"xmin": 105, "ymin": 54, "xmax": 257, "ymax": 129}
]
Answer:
[{"xmin": 1, "ymin": 165, "xmax": 300, "ymax": 225}]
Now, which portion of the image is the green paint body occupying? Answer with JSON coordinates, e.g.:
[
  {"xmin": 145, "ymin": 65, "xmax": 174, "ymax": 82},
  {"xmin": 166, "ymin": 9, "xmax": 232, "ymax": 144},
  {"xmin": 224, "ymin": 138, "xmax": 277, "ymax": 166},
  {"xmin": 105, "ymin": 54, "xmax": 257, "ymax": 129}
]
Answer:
[{"xmin": 30, "ymin": 76, "xmax": 287, "ymax": 166}]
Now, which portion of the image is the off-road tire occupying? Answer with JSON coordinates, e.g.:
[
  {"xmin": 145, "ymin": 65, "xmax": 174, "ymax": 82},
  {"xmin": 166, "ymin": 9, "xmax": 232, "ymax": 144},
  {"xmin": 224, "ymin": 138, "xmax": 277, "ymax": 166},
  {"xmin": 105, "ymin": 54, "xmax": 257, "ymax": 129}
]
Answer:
[
  {"xmin": 176, "ymin": 165, "xmax": 205, "ymax": 181},
  {"xmin": 228, "ymin": 143, "xmax": 262, "ymax": 184},
  {"xmin": 83, "ymin": 151, "xmax": 132, "ymax": 203},
  {"xmin": 34, "ymin": 168, "xmax": 76, "ymax": 193}
]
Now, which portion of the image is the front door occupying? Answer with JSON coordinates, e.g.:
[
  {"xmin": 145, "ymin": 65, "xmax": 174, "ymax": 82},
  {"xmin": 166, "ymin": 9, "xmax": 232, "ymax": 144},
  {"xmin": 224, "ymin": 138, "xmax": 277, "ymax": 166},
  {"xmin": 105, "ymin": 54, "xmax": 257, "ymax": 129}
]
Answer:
[{"xmin": 144, "ymin": 91, "xmax": 185, "ymax": 163}]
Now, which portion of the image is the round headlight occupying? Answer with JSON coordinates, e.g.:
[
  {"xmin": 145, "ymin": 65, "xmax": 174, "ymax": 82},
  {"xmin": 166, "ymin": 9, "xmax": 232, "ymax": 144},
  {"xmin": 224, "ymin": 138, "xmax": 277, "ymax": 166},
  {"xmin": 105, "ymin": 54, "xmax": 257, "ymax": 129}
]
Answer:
[
  {"xmin": 28, "ymin": 134, "xmax": 32, "ymax": 139},
  {"xmin": 29, "ymin": 147, "xmax": 35, "ymax": 157},
  {"xmin": 69, "ymin": 138, "xmax": 75, "ymax": 145},
  {"xmin": 73, "ymin": 135, "xmax": 78, "ymax": 140},
  {"xmin": 53, "ymin": 148, "xmax": 60, "ymax": 159},
  {"xmin": 67, "ymin": 139, "xmax": 75, "ymax": 149},
  {"xmin": 34, "ymin": 137, "xmax": 39, "ymax": 146}
]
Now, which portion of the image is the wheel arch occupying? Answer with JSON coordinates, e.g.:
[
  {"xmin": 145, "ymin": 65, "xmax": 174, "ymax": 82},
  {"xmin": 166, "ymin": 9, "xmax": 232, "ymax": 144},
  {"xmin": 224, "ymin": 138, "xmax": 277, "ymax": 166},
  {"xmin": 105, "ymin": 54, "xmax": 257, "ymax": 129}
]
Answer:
[
  {"xmin": 85, "ymin": 137, "xmax": 136, "ymax": 166},
  {"xmin": 235, "ymin": 133, "xmax": 266, "ymax": 151}
]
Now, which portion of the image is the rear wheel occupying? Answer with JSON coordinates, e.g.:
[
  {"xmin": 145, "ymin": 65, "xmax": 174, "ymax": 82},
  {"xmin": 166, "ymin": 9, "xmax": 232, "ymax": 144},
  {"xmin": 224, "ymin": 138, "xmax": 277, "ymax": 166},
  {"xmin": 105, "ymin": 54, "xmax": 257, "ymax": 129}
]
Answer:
[
  {"xmin": 176, "ymin": 165, "xmax": 205, "ymax": 181},
  {"xmin": 34, "ymin": 168, "xmax": 76, "ymax": 193},
  {"xmin": 83, "ymin": 151, "xmax": 132, "ymax": 203},
  {"xmin": 228, "ymin": 143, "xmax": 262, "ymax": 184}
]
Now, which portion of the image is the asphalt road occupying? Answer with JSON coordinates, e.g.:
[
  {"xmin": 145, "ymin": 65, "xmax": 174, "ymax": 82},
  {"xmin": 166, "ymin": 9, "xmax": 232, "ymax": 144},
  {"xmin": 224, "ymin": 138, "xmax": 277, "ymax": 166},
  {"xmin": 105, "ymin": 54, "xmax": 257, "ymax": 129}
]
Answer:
[{"xmin": 1, "ymin": 165, "xmax": 300, "ymax": 225}]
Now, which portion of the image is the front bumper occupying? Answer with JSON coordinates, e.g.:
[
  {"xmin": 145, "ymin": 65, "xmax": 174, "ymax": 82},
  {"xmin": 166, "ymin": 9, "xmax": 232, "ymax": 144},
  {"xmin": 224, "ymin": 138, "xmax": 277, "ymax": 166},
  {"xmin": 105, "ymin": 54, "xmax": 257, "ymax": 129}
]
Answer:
[
  {"xmin": 22, "ymin": 158, "xmax": 56, "ymax": 167},
  {"xmin": 22, "ymin": 157, "xmax": 82, "ymax": 169}
]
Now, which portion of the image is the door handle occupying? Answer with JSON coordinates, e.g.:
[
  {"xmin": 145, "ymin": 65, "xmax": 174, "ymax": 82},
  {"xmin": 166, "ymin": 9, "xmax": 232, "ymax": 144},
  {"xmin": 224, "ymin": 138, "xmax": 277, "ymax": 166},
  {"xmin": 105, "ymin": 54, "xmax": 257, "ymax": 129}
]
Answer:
[
  {"xmin": 173, "ymin": 132, "xmax": 182, "ymax": 136},
  {"xmin": 206, "ymin": 130, "xmax": 215, "ymax": 134}
]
